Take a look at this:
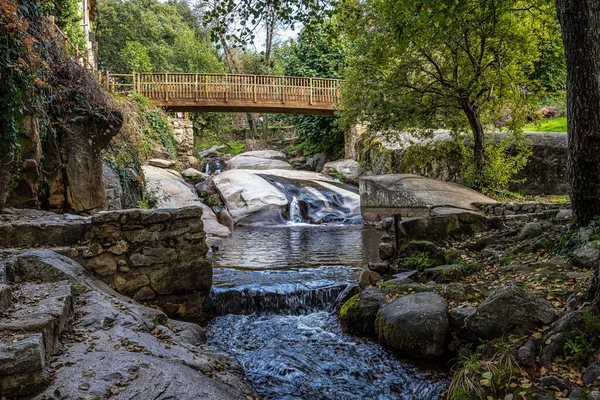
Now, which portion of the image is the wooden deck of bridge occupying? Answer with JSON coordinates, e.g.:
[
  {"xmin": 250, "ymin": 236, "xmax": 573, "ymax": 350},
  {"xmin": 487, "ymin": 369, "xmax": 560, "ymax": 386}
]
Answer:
[{"xmin": 102, "ymin": 72, "xmax": 342, "ymax": 116}]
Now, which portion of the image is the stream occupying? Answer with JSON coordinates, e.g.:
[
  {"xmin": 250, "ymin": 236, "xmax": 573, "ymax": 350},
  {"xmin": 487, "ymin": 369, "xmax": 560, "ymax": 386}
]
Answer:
[{"xmin": 205, "ymin": 225, "xmax": 446, "ymax": 399}]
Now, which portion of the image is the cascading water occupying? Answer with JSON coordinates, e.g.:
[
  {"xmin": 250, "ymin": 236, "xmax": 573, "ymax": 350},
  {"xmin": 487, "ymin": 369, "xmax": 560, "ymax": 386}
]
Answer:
[
  {"xmin": 206, "ymin": 226, "xmax": 446, "ymax": 399},
  {"xmin": 289, "ymin": 196, "xmax": 304, "ymax": 224},
  {"xmin": 204, "ymin": 157, "xmax": 224, "ymax": 175},
  {"xmin": 258, "ymin": 174, "xmax": 363, "ymax": 225}
]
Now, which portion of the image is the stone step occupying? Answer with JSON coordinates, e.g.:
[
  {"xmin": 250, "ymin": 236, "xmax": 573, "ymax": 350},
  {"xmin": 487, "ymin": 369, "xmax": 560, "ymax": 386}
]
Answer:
[
  {"xmin": 0, "ymin": 284, "xmax": 11, "ymax": 313},
  {"xmin": 0, "ymin": 281, "xmax": 73, "ymax": 354},
  {"xmin": 0, "ymin": 333, "xmax": 48, "ymax": 398}
]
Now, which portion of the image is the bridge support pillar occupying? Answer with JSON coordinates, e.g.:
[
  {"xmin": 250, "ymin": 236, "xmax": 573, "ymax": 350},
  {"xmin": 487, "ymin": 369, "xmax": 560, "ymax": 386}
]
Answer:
[
  {"xmin": 169, "ymin": 117, "xmax": 196, "ymax": 165},
  {"xmin": 344, "ymin": 124, "xmax": 365, "ymax": 160}
]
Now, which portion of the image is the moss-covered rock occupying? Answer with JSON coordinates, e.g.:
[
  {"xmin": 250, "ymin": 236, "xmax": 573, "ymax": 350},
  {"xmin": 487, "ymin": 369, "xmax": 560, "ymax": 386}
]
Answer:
[
  {"xmin": 339, "ymin": 287, "xmax": 386, "ymax": 335},
  {"xmin": 376, "ymin": 292, "xmax": 449, "ymax": 358}
]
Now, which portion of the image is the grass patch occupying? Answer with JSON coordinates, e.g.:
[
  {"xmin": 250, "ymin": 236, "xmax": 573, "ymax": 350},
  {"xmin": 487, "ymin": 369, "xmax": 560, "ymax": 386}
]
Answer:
[
  {"xmin": 401, "ymin": 251, "xmax": 438, "ymax": 271},
  {"xmin": 446, "ymin": 342, "xmax": 521, "ymax": 400},
  {"xmin": 524, "ymin": 116, "xmax": 567, "ymax": 132}
]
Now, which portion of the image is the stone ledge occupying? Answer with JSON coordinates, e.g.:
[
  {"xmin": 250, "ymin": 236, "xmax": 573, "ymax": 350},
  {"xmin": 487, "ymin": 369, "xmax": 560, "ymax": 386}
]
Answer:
[{"xmin": 0, "ymin": 333, "xmax": 48, "ymax": 398}]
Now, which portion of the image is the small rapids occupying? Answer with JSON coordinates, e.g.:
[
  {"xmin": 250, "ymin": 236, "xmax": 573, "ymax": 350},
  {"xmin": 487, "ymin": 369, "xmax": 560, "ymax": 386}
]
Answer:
[
  {"xmin": 207, "ymin": 227, "xmax": 445, "ymax": 399},
  {"xmin": 206, "ymin": 266, "xmax": 358, "ymax": 316},
  {"xmin": 207, "ymin": 312, "xmax": 444, "ymax": 400}
]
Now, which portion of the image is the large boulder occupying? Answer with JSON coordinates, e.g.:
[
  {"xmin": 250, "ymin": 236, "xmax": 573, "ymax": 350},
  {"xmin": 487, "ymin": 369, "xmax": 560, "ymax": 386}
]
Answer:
[
  {"xmin": 212, "ymin": 170, "xmax": 288, "ymax": 225},
  {"xmin": 213, "ymin": 169, "xmax": 361, "ymax": 225},
  {"xmin": 102, "ymin": 162, "xmax": 123, "ymax": 210},
  {"xmin": 198, "ymin": 203, "xmax": 231, "ymax": 238},
  {"xmin": 142, "ymin": 165, "xmax": 200, "ymax": 208},
  {"xmin": 228, "ymin": 152, "xmax": 292, "ymax": 170},
  {"xmin": 356, "ymin": 130, "xmax": 568, "ymax": 195},
  {"xmin": 376, "ymin": 292, "xmax": 449, "ymax": 357},
  {"xmin": 465, "ymin": 286, "xmax": 556, "ymax": 339},
  {"xmin": 339, "ymin": 287, "xmax": 386, "ymax": 335},
  {"xmin": 181, "ymin": 168, "xmax": 207, "ymax": 181},
  {"xmin": 360, "ymin": 174, "xmax": 496, "ymax": 222},
  {"xmin": 323, "ymin": 159, "xmax": 364, "ymax": 184},
  {"xmin": 572, "ymin": 244, "xmax": 600, "ymax": 269}
]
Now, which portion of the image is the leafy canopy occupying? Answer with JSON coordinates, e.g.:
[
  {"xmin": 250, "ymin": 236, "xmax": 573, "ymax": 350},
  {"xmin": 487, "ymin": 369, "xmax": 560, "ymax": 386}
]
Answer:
[
  {"xmin": 96, "ymin": 0, "xmax": 225, "ymax": 73},
  {"xmin": 339, "ymin": 0, "xmax": 551, "ymax": 134}
]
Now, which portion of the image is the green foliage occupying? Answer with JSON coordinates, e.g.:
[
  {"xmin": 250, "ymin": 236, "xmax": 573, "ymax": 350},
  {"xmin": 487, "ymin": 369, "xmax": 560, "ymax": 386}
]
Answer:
[
  {"xmin": 524, "ymin": 117, "xmax": 567, "ymax": 132},
  {"xmin": 340, "ymin": 0, "xmax": 552, "ymax": 171},
  {"xmin": 45, "ymin": 0, "xmax": 87, "ymax": 54},
  {"xmin": 120, "ymin": 42, "xmax": 153, "ymax": 73},
  {"xmin": 563, "ymin": 310, "xmax": 600, "ymax": 365},
  {"xmin": 191, "ymin": 112, "xmax": 233, "ymax": 147},
  {"xmin": 130, "ymin": 94, "xmax": 177, "ymax": 159},
  {"xmin": 219, "ymin": 141, "xmax": 246, "ymax": 156},
  {"xmin": 552, "ymin": 216, "xmax": 600, "ymax": 255},
  {"xmin": 137, "ymin": 183, "xmax": 169, "ymax": 209},
  {"xmin": 463, "ymin": 133, "xmax": 533, "ymax": 197},
  {"xmin": 202, "ymin": 0, "xmax": 331, "ymax": 50},
  {"xmin": 96, "ymin": 0, "xmax": 225, "ymax": 73},
  {"xmin": 278, "ymin": 20, "xmax": 348, "ymax": 156},
  {"xmin": 0, "ymin": 0, "xmax": 43, "ymax": 164},
  {"xmin": 401, "ymin": 251, "xmax": 437, "ymax": 272}
]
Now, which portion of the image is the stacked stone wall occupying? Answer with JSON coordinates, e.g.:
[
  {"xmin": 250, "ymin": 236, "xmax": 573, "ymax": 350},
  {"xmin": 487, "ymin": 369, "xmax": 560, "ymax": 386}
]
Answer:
[{"xmin": 0, "ymin": 206, "xmax": 212, "ymax": 319}]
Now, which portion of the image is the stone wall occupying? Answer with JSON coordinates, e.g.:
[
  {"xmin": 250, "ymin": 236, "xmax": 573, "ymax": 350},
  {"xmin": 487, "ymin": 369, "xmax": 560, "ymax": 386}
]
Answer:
[
  {"xmin": 73, "ymin": 206, "xmax": 211, "ymax": 319},
  {"xmin": 169, "ymin": 117, "xmax": 198, "ymax": 167},
  {"xmin": 475, "ymin": 201, "xmax": 571, "ymax": 218},
  {"xmin": 0, "ymin": 206, "xmax": 212, "ymax": 320}
]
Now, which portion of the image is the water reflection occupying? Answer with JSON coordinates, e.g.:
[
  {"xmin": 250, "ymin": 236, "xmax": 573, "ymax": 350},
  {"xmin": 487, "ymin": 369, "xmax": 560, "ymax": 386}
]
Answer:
[{"xmin": 212, "ymin": 225, "xmax": 384, "ymax": 269}]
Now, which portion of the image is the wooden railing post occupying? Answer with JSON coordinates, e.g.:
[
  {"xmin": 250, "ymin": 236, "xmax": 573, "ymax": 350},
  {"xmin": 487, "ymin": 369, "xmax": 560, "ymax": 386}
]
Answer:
[
  {"xmin": 205, "ymin": 74, "xmax": 209, "ymax": 99},
  {"xmin": 253, "ymin": 75, "xmax": 257, "ymax": 103},
  {"xmin": 224, "ymin": 74, "xmax": 228, "ymax": 102},
  {"xmin": 281, "ymin": 77, "xmax": 285, "ymax": 104},
  {"xmin": 165, "ymin": 73, "xmax": 169, "ymax": 102},
  {"xmin": 195, "ymin": 73, "xmax": 199, "ymax": 102},
  {"xmin": 309, "ymin": 78, "xmax": 313, "ymax": 105}
]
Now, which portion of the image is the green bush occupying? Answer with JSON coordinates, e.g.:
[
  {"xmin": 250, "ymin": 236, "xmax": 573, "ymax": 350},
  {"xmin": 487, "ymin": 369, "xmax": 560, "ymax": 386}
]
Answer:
[{"xmin": 463, "ymin": 132, "xmax": 532, "ymax": 198}]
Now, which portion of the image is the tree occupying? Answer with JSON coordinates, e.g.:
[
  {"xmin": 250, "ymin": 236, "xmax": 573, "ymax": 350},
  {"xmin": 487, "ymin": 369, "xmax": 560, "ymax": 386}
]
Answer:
[
  {"xmin": 555, "ymin": 0, "xmax": 600, "ymax": 228},
  {"xmin": 96, "ymin": 0, "xmax": 224, "ymax": 73},
  {"xmin": 279, "ymin": 20, "xmax": 348, "ymax": 156},
  {"xmin": 340, "ymin": 0, "xmax": 547, "ymax": 174}
]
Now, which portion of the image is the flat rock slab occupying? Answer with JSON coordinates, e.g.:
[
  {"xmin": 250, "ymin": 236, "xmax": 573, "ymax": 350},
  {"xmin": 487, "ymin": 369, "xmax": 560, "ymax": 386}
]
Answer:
[
  {"xmin": 0, "ymin": 208, "xmax": 89, "ymax": 249},
  {"xmin": 236, "ymin": 150, "xmax": 287, "ymax": 161},
  {"xmin": 38, "ymin": 287, "xmax": 255, "ymax": 400},
  {"xmin": 360, "ymin": 174, "xmax": 496, "ymax": 222},
  {"xmin": 148, "ymin": 159, "xmax": 176, "ymax": 168},
  {"xmin": 228, "ymin": 155, "xmax": 293, "ymax": 170}
]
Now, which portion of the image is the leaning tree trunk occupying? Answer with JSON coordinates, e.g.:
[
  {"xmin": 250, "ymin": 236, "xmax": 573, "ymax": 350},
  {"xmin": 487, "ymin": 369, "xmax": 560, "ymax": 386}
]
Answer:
[
  {"xmin": 462, "ymin": 103, "xmax": 486, "ymax": 175},
  {"xmin": 556, "ymin": 0, "xmax": 600, "ymax": 228}
]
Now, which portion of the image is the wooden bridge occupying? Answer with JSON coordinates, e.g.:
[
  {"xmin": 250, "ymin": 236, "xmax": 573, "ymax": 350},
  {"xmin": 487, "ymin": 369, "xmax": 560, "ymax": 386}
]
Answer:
[{"xmin": 102, "ymin": 72, "xmax": 342, "ymax": 116}]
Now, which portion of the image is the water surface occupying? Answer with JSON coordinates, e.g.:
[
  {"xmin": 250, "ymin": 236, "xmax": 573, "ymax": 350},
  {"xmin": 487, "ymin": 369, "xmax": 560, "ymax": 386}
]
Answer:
[
  {"xmin": 207, "ymin": 225, "xmax": 445, "ymax": 399},
  {"xmin": 212, "ymin": 225, "xmax": 384, "ymax": 269}
]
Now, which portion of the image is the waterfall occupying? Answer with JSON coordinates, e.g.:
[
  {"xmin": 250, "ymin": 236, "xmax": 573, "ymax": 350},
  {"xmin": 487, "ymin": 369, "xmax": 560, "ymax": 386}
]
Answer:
[
  {"xmin": 204, "ymin": 158, "xmax": 224, "ymax": 175},
  {"xmin": 289, "ymin": 196, "xmax": 304, "ymax": 223},
  {"xmin": 205, "ymin": 282, "xmax": 350, "ymax": 316}
]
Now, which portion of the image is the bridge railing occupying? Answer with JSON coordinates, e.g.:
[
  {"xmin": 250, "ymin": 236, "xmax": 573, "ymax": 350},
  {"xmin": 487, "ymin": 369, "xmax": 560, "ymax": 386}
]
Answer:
[{"xmin": 103, "ymin": 72, "xmax": 342, "ymax": 105}]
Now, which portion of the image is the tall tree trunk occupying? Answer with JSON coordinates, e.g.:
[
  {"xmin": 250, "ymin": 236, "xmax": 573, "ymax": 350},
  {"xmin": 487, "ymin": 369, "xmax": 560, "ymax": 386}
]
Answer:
[
  {"xmin": 556, "ymin": 0, "xmax": 600, "ymax": 228},
  {"xmin": 462, "ymin": 103, "xmax": 485, "ymax": 174}
]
